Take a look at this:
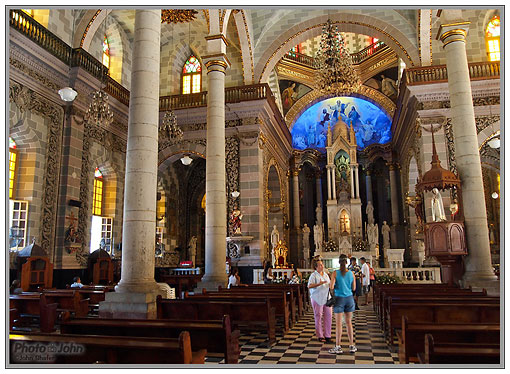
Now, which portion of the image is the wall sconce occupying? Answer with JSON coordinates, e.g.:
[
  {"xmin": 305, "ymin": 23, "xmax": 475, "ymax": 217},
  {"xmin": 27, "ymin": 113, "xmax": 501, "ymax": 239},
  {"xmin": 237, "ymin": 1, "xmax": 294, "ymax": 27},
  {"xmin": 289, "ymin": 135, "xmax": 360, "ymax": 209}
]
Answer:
[
  {"xmin": 58, "ymin": 87, "xmax": 78, "ymax": 102},
  {"xmin": 488, "ymin": 136, "xmax": 500, "ymax": 149},
  {"xmin": 180, "ymin": 154, "xmax": 193, "ymax": 165},
  {"xmin": 491, "ymin": 192, "xmax": 499, "ymax": 199},
  {"xmin": 231, "ymin": 191, "xmax": 240, "ymax": 199}
]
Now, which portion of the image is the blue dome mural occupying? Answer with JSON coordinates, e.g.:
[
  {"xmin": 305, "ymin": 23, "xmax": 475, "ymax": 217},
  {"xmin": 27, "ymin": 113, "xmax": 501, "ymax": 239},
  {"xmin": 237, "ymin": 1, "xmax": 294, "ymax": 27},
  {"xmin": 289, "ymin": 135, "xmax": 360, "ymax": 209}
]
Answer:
[{"xmin": 290, "ymin": 97, "xmax": 392, "ymax": 150}]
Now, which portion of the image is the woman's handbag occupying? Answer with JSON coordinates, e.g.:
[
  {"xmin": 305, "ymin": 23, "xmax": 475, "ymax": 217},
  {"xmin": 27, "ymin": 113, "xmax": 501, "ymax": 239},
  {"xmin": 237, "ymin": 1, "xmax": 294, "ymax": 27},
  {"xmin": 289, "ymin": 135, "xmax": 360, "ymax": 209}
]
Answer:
[{"xmin": 325, "ymin": 289, "xmax": 336, "ymax": 307}]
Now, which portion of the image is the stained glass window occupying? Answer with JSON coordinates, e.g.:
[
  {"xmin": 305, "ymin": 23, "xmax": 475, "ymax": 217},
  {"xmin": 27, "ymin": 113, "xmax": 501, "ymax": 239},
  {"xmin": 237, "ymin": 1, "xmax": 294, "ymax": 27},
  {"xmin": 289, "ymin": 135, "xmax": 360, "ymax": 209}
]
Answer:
[
  {"xmin": 93, "ymin": 168, "xmax": 103, "ymax": 216},
  {"xmin": 9, "ymin": 138, "xmax": 17, "ymax": 199},
  {"xmin": 102, "ymin": 35, "xmax": 110, "ymax": 68},
  {"xmin": 288, "ymin": 44, "xmax": 301, "ymax": 57},
  {"xmin": 486, "ymin": 16, "xmax": 500, "ymax": 61},
  {"xmin": 182, "ymin": 56, "xmax": 201, "ymax": 94}
]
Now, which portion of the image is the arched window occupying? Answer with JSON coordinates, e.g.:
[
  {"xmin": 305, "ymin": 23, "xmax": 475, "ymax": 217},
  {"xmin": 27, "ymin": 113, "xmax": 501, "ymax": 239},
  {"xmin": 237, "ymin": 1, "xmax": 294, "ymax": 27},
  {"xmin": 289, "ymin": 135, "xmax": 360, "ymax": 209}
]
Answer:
[
  {"xmin": 92, "ymin": 168, "xmax": 103, "ymax": 216},
  {"xmin": 288, "ymin": 44, "xmax": 301, "ymax": 57},
  {"xmin": 9, "ymin": 137, "xmax": 18, "ymax": 199},
  {"xmin": 485, "ymin": 16, "xmax": 500, "ymax": 61},
  {"xmin": 182, "ymin": 56, "xmax": 202, "ymax": 94},
  {"xmin": 102, "ymin": 35, "xmax": 110, "ymax": 68}
]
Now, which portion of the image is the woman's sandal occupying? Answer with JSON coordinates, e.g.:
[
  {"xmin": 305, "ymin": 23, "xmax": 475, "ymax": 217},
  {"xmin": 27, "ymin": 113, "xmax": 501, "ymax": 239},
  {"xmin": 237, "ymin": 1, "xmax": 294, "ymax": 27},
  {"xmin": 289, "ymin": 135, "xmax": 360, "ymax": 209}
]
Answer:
[{"xmin": 318, "ymin": 338, "xmax": 326, "ymax": 343}]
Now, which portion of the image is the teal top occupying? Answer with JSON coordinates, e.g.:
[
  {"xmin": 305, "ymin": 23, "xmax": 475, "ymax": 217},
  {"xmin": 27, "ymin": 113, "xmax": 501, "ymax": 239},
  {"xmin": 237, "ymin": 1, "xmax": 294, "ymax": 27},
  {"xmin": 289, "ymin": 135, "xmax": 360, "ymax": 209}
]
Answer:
[{"xmin": 334, "ymin": 270, "xmax": 354, "ymax": 297}]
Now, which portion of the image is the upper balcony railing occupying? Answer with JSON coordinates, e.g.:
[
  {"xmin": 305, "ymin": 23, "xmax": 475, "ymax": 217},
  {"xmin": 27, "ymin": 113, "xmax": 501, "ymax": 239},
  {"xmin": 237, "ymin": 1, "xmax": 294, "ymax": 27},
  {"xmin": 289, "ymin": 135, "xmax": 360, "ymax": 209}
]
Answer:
[
  {"xmin": 283, "ymin": 40, "xmax": 388, "ymax": 68},
  {"xmin": 406, "ymin": 61, "xmax": 500, "ymax": 85}
]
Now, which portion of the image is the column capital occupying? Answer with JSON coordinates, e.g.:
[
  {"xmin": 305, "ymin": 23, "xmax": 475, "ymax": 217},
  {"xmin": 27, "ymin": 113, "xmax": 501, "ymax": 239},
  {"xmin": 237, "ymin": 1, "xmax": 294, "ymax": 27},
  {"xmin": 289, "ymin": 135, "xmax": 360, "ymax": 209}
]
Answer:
[
  {"xmin": 436, "ymin": 22, "xmax": 470, "ymax": 47},
  {"xmin": 292, "ymin": 169, "xmax": 300, "ymax": 177},
  {"xmin": 366, "ymin": 169, "xmax": 371, "ymax": 176},
  {"xmin": 203, "ymin": 53, "xmax": 230, "ymax": 73}
]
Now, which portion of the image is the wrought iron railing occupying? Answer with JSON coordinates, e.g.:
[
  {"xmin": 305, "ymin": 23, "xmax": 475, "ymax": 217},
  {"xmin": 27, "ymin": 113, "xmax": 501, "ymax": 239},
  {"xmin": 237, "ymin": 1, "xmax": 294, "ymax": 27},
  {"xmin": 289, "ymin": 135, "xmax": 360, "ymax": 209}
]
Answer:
[{"xmin": 406, "ymin": 60, "xmax": 500, "ymax": 85}]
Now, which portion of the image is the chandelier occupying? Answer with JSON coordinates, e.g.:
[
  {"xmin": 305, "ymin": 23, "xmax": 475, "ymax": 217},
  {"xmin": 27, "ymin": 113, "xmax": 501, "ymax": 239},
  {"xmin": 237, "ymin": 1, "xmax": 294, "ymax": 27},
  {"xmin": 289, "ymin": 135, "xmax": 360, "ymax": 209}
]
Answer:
[
  {"xmin": 314, "ymin": 19, "xmax": 361, "ymax": 95},
  {"xmin": 85, "ymin": 89, "xmax": 114, "ymax": 126},
  {"xmin": 161, "ymin": 9, "xmax": 198, "ymax": 24},
  {"xmin": 159, "ymin": 110, "xmax": 183, "ymax": 140}
]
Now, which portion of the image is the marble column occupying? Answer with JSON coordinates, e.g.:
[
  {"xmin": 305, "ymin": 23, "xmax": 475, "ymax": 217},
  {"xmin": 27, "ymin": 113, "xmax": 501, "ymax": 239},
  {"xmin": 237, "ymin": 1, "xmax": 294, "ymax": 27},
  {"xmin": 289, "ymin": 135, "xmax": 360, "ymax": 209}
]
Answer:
[
  {"xmin": 331, "ymin": 167, "xmax": 337, "ymax": 200},
  {"xmin": 354, "ymin": 165, "xmax": 360, "ymax": 199},
  {"xmin": 365, "ymin": 170, "xmax": 373, "ymax": 203},
  {"xmin": 326, "ymin": 166, "xmax": 332, "ymax": 200},
  {"xmin": 315, "ymin": 170, "xmax": 322, "ymax": 205},
  {"xmin": 388, "ymin": 163, "xmax": 400, "ymax": 225},
  {"xmin": 198, "ymin": 53, "xmax": 230, "ymax": 290},
  {"xmin": 292, "ymin": 170, "xmax": 301, "ymax": 228},
  {"xmin": 350, "ymin": 166, "xmax": 355, "ymax": 199},
  {"xmin": 438, "ymin": 15, "xmax": 497, "ymax": 286},
  {"xmin": 99, "ymin": 10, "xmax": 161, "ymax": 319}
]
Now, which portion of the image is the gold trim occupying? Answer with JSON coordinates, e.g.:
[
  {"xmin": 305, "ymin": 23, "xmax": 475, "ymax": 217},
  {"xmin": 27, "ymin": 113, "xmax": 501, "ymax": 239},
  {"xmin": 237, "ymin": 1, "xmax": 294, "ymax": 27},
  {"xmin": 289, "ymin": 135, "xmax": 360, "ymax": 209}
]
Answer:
[
  {"xmin": 203, "ymin": 53, "xmax": 231, "ymax": 67},
  {"xmin": 439, "ymin": 29, "xmax": 467, "ymax": 42},
  {"xmin": 259, "ymin": 19, "xmax": 416, "ymax": 83},
  {"xmin": 206, "ymin": 67, "xmax": 227, "ymax": 74},
  {"xmin": 80, "ymin": 10, "xmax": 101, "ymax": 48},
  {"xmin": 205, "ymin": 59, "xmax": 228, "ymax": 69},
  {"xmin": 205, "ymin": 34, "xmax": 229, "ymax": 47},
  {"xmin": 440, "ymin": 21, "xmax": 471, "ymax": 28},
  {"xmin": 443, "ymin": 38, "xmax": 466, "ymax": 48}
]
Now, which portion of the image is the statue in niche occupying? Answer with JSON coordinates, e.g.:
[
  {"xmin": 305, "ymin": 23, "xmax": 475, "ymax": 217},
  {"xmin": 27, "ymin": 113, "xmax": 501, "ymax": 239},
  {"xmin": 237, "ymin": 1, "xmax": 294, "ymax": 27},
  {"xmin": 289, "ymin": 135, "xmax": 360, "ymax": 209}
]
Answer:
[
  {"xmin": 315, "ymin": 203, "xmax": 323, "ymax": 226},
  {"xmin": 431, "ymin": 188, "xmax": 447, "ymax": 222},
  {"xmin": 271, "ymin": 225, "xmax": 280, "ymax": 267},
  {"xmin": 313, "ymin": 223, "xmax": 323, "ymax": 252},
  {"xmin": 381, "ymin": 221, "xmax": 391, "ymax": 249},
  {"xmin": 230, "ymin": 205, "xmax": 243, "ymax": 235},
  {"xmin": 188, "ymin": 236, "xmax": 197, "ymax": 266},
  {"xmin": 367, "ymin": 222, "xmax": 379, "ymax": 256},
  {"xmin": 366, "ymin": 201, "xmax": 375, "ymax": 225},
  {"xmin": 302, "ymin": 223, "xmax": 311, "ymax": 267},
  {"xmin": 381, "ymin": 74, "xmax": 398, "ymax": 100}
]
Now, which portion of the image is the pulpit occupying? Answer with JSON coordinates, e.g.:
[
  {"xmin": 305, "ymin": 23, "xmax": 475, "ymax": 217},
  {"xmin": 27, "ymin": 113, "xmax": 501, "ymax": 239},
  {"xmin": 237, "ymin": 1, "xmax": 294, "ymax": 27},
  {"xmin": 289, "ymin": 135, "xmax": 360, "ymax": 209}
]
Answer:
[
  {"xmin": 88, "ymin": 249, "xmax": 113, "ymax": 285},
  {"xmin": 16, "ymin": 239, "xmax": 53, "ymax": 292}
]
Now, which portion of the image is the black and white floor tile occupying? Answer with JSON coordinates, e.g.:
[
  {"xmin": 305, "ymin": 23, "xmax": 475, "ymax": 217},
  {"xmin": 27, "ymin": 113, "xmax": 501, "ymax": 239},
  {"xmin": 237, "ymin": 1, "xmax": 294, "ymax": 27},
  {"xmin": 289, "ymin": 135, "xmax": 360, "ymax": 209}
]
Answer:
[{"xmin": 205, "ymin": 301, "xmax": 400, "ymax": 365}]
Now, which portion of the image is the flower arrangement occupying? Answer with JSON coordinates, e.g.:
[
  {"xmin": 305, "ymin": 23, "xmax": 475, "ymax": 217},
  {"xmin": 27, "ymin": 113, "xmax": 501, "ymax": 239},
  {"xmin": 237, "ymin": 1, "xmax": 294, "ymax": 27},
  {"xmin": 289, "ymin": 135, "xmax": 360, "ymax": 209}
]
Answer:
[
  {"xmin": 323, "ymin": 240, "xmax": 338, "ymax": 252},
  {"xmin": 375, "ymin": 273, "xmax": 401, "ymax": 285},
  {"xmin": 352, "ymin": 235, "xmax": 368, "ymax": 252}
]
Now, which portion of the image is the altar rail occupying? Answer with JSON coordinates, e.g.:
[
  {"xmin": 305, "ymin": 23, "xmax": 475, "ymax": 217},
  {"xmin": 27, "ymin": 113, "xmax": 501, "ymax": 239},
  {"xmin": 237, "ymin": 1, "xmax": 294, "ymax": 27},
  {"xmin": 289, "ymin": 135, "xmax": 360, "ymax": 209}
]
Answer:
[
  {"xmin": 168, "ymin": 267, "xmax": 201, "ymax": 275},
  {"xmin": 375, "ymin": 267, "xmax": 442, "ymax": 284},
  {"xmin": 405, "ymin": 61, "xmax": 500, "ymax": 85},
  {"xmin": 253, "ymin": 268, "xmax": 313, "ymax": 284}
]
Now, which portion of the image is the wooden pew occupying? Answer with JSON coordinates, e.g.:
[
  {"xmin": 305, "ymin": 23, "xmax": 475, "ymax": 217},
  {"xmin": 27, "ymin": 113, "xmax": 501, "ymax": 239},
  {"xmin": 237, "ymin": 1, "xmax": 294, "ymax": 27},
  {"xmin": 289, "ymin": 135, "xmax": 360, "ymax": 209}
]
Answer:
[
  {"xmin": 385, "ymin": 301, "xmax": 500, "ymax": 345},
  {"xmin": 381, "ymin": 291, "xmax": 492, "ymax": 332},
  {"xmin": 157, "ymin": 296, "xmax": 276, "ymax": 346},
  {"xmin": 418, "ymin": 333, "xmax": 500, "ymax": 364},
  {"xmin": 210, "ymin": 287, "xmax": 293, "ymax": 330},
  {"xmin": 397, "ymin": 316, "xmax": 500, "ymax": 363},
  {"xmin": 233, "ymin": 283, "xmax": 305, "ymax": 318},
  {"xmin": 41, "ymin": 290, "xmax": 89, "ymax": 318},
  {"xmin": 60, "ymin": 314, "xmax": 239, "ymax": 364},
  {"xmin": 9, "ymin": 294, "xmax": 57, "ymax": 333},
  {"xmin": 9, "ymin": 331, "xmax": 206, "ymax": 364},
  {"xmin": 160, "ymin": 274, "xmax": 203, "ymax": 298}
]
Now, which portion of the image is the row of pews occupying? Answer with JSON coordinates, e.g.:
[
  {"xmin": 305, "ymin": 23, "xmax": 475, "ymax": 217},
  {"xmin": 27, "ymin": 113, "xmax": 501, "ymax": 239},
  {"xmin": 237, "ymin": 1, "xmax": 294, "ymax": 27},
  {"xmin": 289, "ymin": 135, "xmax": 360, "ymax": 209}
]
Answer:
[
  {"xmin": 373, "ymin": 283, "xmax": 500, "ymax": 364},
  {"xmin": 9, "ymin": 282, "xmax": 309, "ymax": 365}
]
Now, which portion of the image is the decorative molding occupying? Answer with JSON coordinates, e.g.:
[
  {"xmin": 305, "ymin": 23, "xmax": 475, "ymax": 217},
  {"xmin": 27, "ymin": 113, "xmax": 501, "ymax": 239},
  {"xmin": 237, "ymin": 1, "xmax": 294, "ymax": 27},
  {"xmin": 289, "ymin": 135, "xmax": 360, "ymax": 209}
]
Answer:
[
  {"xmin": 475, "ymin": 115, "xmax": 500, "ymax": 133},
  {"xmin": 9, "ymin": 81, "xmax": 64, "ymax": 260},
  {"xmin": 9, "ymin": 55, "xmax": 60, "ymax": 92},
  {"xmin": 417, "ymin": 96, "xmax": 500, "ymax": 110},
  {"xmin": 226, "ymin": 136, "xmax": 240, "ymax": 222}
]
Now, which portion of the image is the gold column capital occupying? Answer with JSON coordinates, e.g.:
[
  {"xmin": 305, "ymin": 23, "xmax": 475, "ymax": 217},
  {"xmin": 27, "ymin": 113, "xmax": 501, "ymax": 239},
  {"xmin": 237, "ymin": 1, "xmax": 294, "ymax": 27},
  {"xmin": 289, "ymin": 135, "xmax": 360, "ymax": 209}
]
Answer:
[
  {"xmin": 436, "ymin": 22, "xmax": 470, "ymax": 47},
  {"xmin": 203, "ymin": 53, "xmax": 230, "ymax": 73}
]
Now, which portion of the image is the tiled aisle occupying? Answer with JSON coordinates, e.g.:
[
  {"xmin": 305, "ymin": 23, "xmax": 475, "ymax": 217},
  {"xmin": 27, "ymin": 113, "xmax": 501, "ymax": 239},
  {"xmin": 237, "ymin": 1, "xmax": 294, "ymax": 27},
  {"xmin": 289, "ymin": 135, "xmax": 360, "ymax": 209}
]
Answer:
[{"xmin": 205, "ymin": 301, "xmax": 400, "ymax": 365}]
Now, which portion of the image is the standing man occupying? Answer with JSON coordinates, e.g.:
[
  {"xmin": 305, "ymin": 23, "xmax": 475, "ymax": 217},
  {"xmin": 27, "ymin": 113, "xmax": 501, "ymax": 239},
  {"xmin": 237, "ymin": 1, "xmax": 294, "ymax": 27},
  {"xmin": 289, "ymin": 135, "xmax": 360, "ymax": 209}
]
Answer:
[
  {"xmin": 348, "ymin": 257, "xmax": 362, "ymax": 310},
  {"xmin": 360, "ymin": 257, "xmax": 370, "ymax": 305}
]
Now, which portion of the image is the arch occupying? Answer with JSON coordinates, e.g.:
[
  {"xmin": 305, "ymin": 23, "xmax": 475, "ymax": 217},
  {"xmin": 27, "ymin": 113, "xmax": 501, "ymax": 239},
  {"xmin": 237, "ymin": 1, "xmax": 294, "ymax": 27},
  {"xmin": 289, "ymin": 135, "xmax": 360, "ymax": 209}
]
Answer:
[
  {"xmin": 164, "ymin": 40, "xmax": 204, "ymax": 96},
  {"xmin": 338, "ymin": 208, "xmax": 351, "ymax": 235},
  {"xmin": 478, "ymin": 120, "xmax": 500, "ymax": 149},
  {"xmin": 232, "ymin": 10, "xmax": 255, "ymax": 84},
  {"xmin": 181, "ymin": 55, "xmax": 203, "ymax": 94},
  {"xmin": 256, "ymin": 11, "xmax": 419, "ymax": 83},
  {"xmin": 105, "ymin": 19, "xmax": 124, "ymax": 83},
  {"xmin": 80, "ymin": 9, "xmax": 107, "ymax": 51}
]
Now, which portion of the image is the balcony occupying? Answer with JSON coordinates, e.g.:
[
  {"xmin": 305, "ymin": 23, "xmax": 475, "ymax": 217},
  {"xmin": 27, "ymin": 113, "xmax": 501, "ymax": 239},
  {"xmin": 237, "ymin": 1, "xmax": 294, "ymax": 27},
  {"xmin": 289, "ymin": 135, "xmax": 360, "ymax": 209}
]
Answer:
[{"xmin": 405, "ymin": 61, "xmax": 500, "ymax": 85}]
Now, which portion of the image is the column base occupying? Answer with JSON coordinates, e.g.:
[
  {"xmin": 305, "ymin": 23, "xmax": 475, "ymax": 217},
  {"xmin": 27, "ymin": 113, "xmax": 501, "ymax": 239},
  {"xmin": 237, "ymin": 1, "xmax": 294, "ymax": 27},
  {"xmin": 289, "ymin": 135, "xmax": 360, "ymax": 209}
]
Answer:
[
  {"xmin": 99, "ymin": 291, "xmax": 159, "ymax": 319},
  {"xmin": 195, "ymin": 275, "xmax": 227, "ymax": 292},
  {"xmin": 460, "ymin": 271, "xmax": 500, "ymax": 295}
]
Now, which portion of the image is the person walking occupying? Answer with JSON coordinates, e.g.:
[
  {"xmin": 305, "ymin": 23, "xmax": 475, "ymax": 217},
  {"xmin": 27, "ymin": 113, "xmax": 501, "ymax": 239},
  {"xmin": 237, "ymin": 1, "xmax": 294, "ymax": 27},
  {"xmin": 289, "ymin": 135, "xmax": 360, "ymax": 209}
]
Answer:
[
  {"xmin": 307, "ymin": 258, "xmax": 332, "ymax": 343},
  {"xmin": 329, "ymin": 257, "xmax": 357, "ymax": 354}
]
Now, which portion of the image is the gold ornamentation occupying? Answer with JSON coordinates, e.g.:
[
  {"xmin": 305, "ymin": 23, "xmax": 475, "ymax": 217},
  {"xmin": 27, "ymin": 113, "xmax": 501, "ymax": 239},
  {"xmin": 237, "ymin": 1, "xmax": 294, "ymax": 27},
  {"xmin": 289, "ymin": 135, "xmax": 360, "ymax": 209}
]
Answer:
[
  {"xmin": 205, "ymin": 34, "xmax": 229, "ymax": 46},
  {"xmin": 161, "ymin": 9, "xmax": 198, "ymax": 24}
]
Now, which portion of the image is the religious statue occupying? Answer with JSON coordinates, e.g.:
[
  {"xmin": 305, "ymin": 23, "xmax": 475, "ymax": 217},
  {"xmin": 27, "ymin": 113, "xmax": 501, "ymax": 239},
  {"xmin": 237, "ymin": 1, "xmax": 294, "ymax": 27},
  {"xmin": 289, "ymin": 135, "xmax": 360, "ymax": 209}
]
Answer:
[
  {"xmin": 405, "ymin": 193, "xmax": 424, "ymax": 234},
  {"xmin": 188, "ymin": 236, "xmax": 197, "ymax": 266},
  {"xmin": 302, "ymin": 223, "xmax": 311, "ymax": 268},
  {"xmin": 431, "ymin": 188, "xmax": 447, "ymax": 222},
  {"xmin": 230, "ymin": 205, "xmax": 243, "ymax": 235},
  {"xmin": 381, "ymin": 221, "xmax": 391, "ymax": 249},
  {"xmin": 367, "ymin": 222, "xmax": 379, "ymax": 256},
  {"xmin": 315, "ymin": 203, "xmax": 323, "ymax": 226},
  {"xmin": 313, "ymin": 223, "xmax": 323, "ymax": 252},
  {"xmin": 271, "ymin": 225, "xmax": 280, "ymax": 267},
  {"xmin": 450, "ymin": 199, "xmax": 459, "ymax": 221},
  {"xmin": 366, "ymin": 201, "xmax": 375, "ymax": 225},
  {"xmin": 380, "ymin": 74, "xmax": 398, "ymax": 100}
]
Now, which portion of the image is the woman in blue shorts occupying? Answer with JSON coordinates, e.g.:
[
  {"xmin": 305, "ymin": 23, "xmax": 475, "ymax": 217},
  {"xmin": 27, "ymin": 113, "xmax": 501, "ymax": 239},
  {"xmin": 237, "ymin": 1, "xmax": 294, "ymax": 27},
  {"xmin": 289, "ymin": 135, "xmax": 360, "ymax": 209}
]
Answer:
[{"xmin": 328, "ymin": 257, "xmax": 357, "ymax": 354}]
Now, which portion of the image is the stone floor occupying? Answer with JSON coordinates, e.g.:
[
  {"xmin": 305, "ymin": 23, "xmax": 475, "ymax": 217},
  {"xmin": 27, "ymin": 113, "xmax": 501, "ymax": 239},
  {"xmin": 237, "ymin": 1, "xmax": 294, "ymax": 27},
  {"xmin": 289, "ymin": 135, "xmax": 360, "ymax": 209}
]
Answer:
[{"xmin": 205, "ymin": 298, "xmax": 400, "ymax": 366}]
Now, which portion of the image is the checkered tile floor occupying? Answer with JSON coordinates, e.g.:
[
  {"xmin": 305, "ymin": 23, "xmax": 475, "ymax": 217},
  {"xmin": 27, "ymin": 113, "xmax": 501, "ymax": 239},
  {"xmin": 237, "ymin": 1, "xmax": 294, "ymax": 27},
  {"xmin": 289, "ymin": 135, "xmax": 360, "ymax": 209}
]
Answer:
[{"xmin": 205, "ymin": 299, "xmax": 400, "ymax": 365}]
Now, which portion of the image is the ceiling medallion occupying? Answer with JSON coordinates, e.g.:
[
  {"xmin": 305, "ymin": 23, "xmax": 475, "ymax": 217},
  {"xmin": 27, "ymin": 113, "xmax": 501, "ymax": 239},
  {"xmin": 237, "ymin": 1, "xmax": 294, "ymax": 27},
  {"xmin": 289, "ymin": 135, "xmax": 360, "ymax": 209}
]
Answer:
[
  {"xmin": 161, "ymin": 9, "xmax": 198, "ymax": 24},
  {"xmin": 314, "ymin": 19, "xmax": 361, "ymax": 95}
]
